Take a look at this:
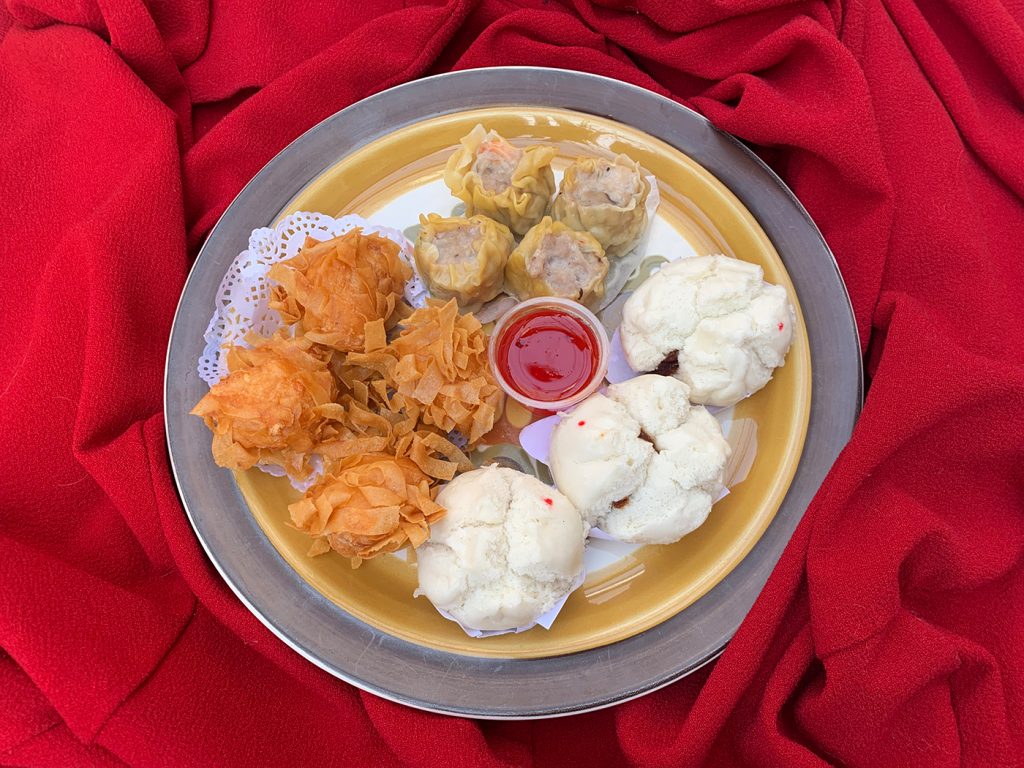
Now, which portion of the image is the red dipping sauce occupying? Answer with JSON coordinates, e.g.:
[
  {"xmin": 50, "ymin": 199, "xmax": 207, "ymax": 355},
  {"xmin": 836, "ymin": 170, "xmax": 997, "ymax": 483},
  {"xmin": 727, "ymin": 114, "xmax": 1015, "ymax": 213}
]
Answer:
[{"xmin": 489, "ymin": 298, "xmax": 609, "ymax": 409}]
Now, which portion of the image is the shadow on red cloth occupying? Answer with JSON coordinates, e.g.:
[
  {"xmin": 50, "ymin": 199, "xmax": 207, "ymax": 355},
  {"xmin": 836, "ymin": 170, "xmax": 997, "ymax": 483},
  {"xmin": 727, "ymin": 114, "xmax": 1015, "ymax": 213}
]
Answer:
[{"xmin": 1, "ymin": 0, "xmax": 1023, "ymax": 765}]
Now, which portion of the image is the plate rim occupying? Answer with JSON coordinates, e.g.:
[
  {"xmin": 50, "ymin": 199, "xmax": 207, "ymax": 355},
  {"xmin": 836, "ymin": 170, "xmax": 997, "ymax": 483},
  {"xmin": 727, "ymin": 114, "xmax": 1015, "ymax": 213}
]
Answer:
[{"xmin": 164, "ymin": 66, "xmax": 862, "ymax": 719}]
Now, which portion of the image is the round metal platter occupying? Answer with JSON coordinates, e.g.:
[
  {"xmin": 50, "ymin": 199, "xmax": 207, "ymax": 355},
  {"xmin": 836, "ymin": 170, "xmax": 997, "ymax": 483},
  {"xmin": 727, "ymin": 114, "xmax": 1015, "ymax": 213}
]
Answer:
[{"xmin": 165, "ymin": 67, "xmax": 862, "ymax": 718}]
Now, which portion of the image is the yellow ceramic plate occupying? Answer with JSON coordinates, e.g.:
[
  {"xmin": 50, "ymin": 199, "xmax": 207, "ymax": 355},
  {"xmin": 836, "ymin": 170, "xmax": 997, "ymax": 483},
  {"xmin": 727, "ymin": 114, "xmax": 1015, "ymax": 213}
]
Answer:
[{"xmin": 233, "ymin": 106, "xmax": 811, "ymax": 659}]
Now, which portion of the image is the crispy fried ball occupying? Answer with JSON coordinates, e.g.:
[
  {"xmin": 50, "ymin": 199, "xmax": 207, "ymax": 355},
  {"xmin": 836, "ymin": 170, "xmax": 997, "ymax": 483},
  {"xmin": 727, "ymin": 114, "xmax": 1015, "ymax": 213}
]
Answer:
[
  {"xmin": 269, "ymin": 229, "xmax": 412, "ymax": 352},
  {"xmin": 191, "ymin": 333, "xmax": 337, "ymax": 480}
]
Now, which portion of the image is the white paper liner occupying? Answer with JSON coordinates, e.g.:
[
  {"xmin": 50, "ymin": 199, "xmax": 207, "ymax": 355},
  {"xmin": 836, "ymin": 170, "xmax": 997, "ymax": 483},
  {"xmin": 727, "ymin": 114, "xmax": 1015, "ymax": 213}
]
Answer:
[
  {"xmin": 519, "ymin": 414, "xmax": 562, "ymax": 465},
  {"xmin": 593, "ymin": 173, "xmax": 661, "ymax": 312},
  {"xmin": 255, "ymin": 455, "xmax": 323, "ymax": 492},
  {"xmin": 418, "ymin": 569, "xmax": 586, "ymax": 638},
  {"xmin": 606, "ymin": 328, "xmax": 638, "ymax": 384}
]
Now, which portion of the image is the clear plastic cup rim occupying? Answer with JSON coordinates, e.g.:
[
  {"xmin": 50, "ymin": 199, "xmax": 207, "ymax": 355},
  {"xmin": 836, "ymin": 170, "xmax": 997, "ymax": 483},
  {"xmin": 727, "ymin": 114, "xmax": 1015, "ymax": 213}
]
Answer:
[{"xmin": 488, "ymin": 297, "xmax": 610, "ymax": 412}]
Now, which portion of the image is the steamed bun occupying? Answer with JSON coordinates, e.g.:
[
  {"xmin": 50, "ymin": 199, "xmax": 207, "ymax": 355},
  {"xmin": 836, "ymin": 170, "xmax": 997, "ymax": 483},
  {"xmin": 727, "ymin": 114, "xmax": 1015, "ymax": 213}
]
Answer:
[
  {"xmin": 548, "ymin": 375, "xmax": 730, "ymax": 544},
  {"xmin": 415, "ymin": 466, "xmax": 587, "ymax": 631},
  {"xmin": 620, "ymin": 255, "xmax": 795, "ymax": 407}
]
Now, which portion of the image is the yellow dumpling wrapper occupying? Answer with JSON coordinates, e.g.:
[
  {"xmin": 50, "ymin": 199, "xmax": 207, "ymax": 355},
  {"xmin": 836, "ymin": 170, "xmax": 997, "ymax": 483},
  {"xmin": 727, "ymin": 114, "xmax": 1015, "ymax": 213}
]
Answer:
[
  {"xmin": 413, "ymin": 214, "xmax": 514, "ymax": 310},
  {"xmin": 443, "ymin": 124, "xmax": 555, "ymax": 237},
  {"xmin": 504, "ymin": 217, "xmax": 609, "ymax": 307},
  {"xmin": 551, "ymin": 154, "xmax": 651, "ymax": 258}
]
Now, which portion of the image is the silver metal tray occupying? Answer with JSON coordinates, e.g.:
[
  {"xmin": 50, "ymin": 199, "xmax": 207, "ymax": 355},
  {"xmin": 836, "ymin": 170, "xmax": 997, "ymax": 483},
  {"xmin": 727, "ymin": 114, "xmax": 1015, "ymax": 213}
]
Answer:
[{"xmin": 164, "ymin": 67, "xmax": 861, "ymax": 718}]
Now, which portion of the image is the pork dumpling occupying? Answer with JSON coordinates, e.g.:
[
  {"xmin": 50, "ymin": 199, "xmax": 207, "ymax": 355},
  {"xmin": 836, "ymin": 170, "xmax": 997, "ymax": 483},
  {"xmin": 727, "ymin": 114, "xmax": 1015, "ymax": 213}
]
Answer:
[
  {"xmin": 504, "ymin": 217, "xmax": 609, "ymax": 306},
  {"xmin": 413, "ymin": 214, "xmax": 514, "ymax": 310},
  {"xmin": 444, "ymin": 125, "xmax": 556, "ymax": 237},
  {"xmin": 551, "ymin": 154, "xmax": 651, "ymax": 258}
]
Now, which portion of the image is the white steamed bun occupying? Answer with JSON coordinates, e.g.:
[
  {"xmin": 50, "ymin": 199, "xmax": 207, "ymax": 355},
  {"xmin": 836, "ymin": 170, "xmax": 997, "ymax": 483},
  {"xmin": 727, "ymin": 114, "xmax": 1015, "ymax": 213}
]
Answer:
[
  {"xmin": 548, "ymin": 375, "xmax": 730, "ymax": 544},
  {"xmin": 620, "ymin": 254, "xmax": 795, "ymax": 407},
  {"xmin": 415, "ymin": 465, "xmax": 587, "ymax": 631}
]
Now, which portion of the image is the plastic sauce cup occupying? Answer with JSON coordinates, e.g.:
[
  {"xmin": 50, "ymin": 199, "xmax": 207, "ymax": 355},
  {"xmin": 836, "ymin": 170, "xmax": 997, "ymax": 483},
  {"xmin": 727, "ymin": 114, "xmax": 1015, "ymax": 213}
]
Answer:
[{"xmin": 489, "ymin": 297, "xmax": 609, "ymax": 411}]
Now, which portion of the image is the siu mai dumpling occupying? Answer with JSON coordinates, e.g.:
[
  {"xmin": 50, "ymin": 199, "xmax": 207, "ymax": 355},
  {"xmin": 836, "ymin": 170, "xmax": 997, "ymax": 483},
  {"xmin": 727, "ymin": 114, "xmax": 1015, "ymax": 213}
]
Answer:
[
  {"xmin": 413, "ymin": 214, "xmax": 515, "ymax": 310},
  {"xmin": 551, "ymin": 154, "xmax": 651, "ymax": 258},
  {"xmin": 504, "ymin": 217, "xmax": 608, "ymax": 306},
  {"xmin": 443, "ymin": 125, "xmax": 556, "ymax": 237}
]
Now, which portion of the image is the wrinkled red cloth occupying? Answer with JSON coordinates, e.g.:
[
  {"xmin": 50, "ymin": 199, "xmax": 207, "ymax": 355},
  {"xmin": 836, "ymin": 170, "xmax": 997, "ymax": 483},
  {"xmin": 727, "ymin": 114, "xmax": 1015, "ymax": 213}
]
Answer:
[{"xmin": 2, "ymin": 0, "xmax": 1023, "ymax": 765}]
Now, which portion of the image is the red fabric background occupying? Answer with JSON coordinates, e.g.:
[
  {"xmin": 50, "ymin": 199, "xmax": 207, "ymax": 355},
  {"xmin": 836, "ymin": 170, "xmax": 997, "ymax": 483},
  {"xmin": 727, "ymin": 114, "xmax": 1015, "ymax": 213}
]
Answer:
[{"xmin": 2, "ymin": 0, "xmax": 1023, "ymax": 765}]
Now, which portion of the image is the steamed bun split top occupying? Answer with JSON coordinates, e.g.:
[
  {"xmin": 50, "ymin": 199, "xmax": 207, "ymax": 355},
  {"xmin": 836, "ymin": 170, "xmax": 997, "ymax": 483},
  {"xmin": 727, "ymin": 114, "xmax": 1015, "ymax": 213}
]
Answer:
[{"xmin": 549, "ymin": 375, "xmax": 731, "ymax": 545}]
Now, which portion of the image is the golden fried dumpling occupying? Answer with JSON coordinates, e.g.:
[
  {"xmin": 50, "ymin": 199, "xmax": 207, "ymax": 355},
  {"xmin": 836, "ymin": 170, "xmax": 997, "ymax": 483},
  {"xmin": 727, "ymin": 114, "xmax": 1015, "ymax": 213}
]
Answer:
[
  {"xmin": 268, "ymin": 229, "xmax": 411, "ymax": 352},
  {"xmin": 443, "ymin": 125, "xmax": 556, "ymax": 237},
  {"xmin": 551, "ymin": 154, "xmax": 651, "ymax": 258},
  {"xmin": 347, "ymin": 299, "xmax": 503, "ymax": 445},
  {"xmin": 413, "ymin": 214, "xmax": 514, "ymax": 310},
  {"xmin": 289, "ymin": 452, "xmax": 445, "ymax": 566},
  {"xmin": 504, "ymin": 217, "xmax": 609, "ymax": 306},
  {"xmin": 190, "ymin": 333, "xmax": 337, "ymax": 480}
]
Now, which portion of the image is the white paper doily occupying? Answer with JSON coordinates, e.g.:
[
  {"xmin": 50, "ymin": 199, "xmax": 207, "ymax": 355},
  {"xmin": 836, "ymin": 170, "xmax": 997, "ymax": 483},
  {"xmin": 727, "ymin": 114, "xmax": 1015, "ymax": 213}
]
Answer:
[{"xmin": 197, "ymin": 212, "xmax": 425, "ymax": 386}]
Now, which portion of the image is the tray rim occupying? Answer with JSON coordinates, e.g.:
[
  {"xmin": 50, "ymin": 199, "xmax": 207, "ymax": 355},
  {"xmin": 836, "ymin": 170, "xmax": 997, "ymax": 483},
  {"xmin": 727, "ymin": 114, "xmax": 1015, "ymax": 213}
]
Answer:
[{"xmin": 164, "ymin": 66, "xmax": 863, "ymax": 719}]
